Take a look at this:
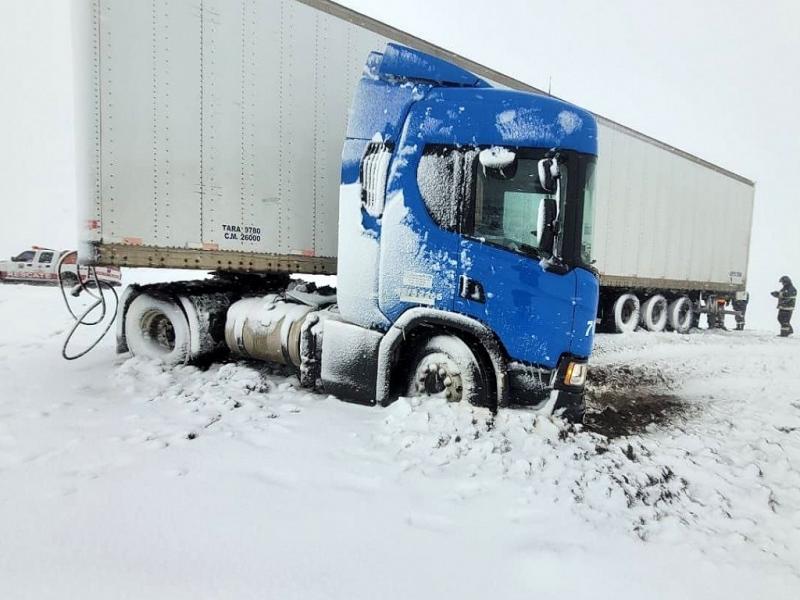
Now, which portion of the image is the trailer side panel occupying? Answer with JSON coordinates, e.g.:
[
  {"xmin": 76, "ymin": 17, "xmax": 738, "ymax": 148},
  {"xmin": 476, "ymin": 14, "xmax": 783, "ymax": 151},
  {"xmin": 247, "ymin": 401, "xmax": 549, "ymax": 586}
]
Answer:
[
  {"xmin": 77, "ymin": 0, "xmax": 385, "ymax": 271},
  {"xmin": 593, "ymin": 121, "xmax": 754, "ymax": 292}
]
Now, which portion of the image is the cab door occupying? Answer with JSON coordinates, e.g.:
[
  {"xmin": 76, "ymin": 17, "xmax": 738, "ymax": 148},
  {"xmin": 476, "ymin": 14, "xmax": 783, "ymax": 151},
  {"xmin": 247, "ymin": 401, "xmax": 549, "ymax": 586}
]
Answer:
[
  {"xmin": 453, "ymin": 154, "xmax": 578, "ymax": 369},
  {"xmin": 455, "ymin": 240, "xmax": 576, "ymax": 369},
  {"xmin": 36, "ymin": 251, "xmax": 55, "ymax": 280}
]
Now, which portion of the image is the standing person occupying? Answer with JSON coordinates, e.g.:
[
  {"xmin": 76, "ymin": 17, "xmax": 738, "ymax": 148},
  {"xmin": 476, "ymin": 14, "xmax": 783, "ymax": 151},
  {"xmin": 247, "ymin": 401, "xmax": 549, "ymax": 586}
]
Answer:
[
  {"xmin": 771, "ymin": 276, "xmax": 796, "ymax": 337},
  {"xmin": 708, "ymin": 297, "xmax": 728, "ymax": 329},
  {"xmin": 732, "ymin": 291, "xmax": 749, "ymax": 331}
]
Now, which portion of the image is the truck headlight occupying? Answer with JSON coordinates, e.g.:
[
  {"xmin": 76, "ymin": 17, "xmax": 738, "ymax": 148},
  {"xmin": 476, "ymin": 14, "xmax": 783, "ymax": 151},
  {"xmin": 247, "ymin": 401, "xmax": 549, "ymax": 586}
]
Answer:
[{"xmin": 564, "ymin": 361, "xmax": 588, "ymax": 387}]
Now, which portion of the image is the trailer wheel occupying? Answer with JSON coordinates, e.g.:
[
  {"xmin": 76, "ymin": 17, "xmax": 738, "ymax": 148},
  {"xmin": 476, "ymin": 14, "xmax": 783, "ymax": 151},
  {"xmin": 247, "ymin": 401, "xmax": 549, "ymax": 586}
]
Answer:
[
  {"xmin": 125, "ymin": 294, "xmax": 190, "ymax": 364},
  {"xmin": 406, "ymin": 335, "xmax": 488, "ymax": 405},
  {"xmin": 641, "ymin": 295, "xmax": 668, "ymax": 332},
  {"xmin": 668, "ymin": 296, "xmax": 694, "ymax": 334},
  {"xmin": 612, "ymin": 293, "xmax": 640, "ymax": 333}
]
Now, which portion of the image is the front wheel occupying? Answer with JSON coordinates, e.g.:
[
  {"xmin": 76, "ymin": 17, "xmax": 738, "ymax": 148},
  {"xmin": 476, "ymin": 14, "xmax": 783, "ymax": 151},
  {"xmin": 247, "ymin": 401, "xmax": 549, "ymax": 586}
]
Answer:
[{"xmin": 405, "ymin": 335, "xmax": 489, "ymax": 405}]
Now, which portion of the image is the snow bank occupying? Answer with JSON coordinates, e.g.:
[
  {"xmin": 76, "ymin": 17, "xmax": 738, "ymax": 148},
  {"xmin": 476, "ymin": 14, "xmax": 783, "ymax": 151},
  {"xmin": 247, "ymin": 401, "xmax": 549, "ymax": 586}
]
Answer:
[{"xmin": 0, "ymin": 285, "xmax": 798, "ymax": 599}]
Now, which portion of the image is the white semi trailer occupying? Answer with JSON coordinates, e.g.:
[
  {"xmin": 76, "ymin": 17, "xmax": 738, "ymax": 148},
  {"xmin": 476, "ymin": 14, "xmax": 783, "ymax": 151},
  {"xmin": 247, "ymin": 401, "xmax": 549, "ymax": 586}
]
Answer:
[
  {"xmin": 592, "ymin": 122, "xmax": 754, "ymax": 333},
  {"xmin": 72, "ymin": 0, "xmax": 754, "ymax": 339},
  {"xmin": 69, "ymin": 0, "xmax": 754, "ymax": 419}
]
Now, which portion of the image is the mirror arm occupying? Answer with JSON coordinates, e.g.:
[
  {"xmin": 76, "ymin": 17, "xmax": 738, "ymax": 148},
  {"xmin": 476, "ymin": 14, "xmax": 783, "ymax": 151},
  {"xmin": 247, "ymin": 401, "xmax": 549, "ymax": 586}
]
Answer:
[{"xmin": 540, "ymin": 256, "xmax": 569, "ymax": 274}]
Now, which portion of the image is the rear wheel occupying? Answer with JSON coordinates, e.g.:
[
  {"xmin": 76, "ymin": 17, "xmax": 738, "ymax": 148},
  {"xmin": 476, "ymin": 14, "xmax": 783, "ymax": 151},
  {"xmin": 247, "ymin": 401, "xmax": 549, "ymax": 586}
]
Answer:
[
  {"xmin": 405, "ymin": 335, "xmax": 489, "ymax": 405},
  {"xmin": 60, "ymin": 272, "xmax": 79, "ymax": 287},
  {"xmin": 668, "ymin": 296, "xmax": 694, "ymax": 334},
  {"xmin": 612, "ymin": 293, "xmax": 641, "ymax": 333},
  {"xmin": 641, "ymin": 295, "xmax": 668, "ymax": 332},
  {"xmin": 125, "ymin": 294, "xmax": 190, "ymax": 364}
]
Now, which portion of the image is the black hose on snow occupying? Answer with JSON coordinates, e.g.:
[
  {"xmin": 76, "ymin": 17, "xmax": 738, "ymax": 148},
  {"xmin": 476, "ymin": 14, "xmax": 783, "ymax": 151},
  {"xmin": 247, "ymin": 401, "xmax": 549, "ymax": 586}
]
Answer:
[{"xmin": 57, "ymin": 251, "xmax": 119, "ymax": 360}]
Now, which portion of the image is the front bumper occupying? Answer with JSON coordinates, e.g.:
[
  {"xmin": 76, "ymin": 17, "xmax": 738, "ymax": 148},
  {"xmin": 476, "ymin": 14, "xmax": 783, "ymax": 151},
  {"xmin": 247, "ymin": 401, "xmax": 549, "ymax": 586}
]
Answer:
[
  {"xmin": 551, "ymin": 388, "xmax": 586, "ymax": 423},
  {"xmin": 506, "ymin": 356, "xmax": 587, "ymax": 423}
]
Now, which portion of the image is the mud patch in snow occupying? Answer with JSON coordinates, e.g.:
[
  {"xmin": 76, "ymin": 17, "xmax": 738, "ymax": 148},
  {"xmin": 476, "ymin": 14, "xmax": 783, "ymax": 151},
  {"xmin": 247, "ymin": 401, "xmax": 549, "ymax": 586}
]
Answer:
[
  {"xmin": 584, "ymin": 362, "xmax": 690, "ymax": 438},
  {"xmin": 589, "ymin": 362, "xmax": 676, "ymax": 390},
  {"xmin": 584, "ymin": 391, "xmax": 691, "ymax": 438},
  {"xmin": 376, "ymin": 397, "xmax": 694, "ymax": 541}
]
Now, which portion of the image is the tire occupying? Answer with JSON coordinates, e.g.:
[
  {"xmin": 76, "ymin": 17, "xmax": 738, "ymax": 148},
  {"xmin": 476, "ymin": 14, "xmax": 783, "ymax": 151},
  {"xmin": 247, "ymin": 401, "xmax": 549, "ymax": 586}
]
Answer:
[
  {"xmin": 406, "ymin": 334, "xmax": 489, "ymax": 405},
  {"xmin": 668, "ymin": 296, "xmax": 694, "ymax": 334},
  {"xmin": 60, "ymin": 272, "xmax": 79, "ymax": 287},
  {"xmin": 124, "ymin": 293, "xmax": 191, "ymax": 364},
  {"xmin": 641, "ymin": 294, "xmax": 668, "ymax": 332},
  {"xmin": 612, "ymin": 293, "xmax": 641, "ymax": 333}
]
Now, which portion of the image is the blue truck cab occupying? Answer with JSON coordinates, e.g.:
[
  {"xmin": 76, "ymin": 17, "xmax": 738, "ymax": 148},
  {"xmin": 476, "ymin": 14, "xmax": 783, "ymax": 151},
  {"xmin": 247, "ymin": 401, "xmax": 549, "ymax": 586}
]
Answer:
[{"xmin": 325, "ymin": 44, "xmax": 599, "ymax": 420}]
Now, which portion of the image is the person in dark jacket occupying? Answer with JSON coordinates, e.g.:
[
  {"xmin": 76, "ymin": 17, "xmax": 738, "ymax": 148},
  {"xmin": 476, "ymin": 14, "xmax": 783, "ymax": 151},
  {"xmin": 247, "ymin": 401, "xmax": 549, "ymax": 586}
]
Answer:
[
  {"xmin": 771, "ymin": 276, "xmax": 796, "ymax": 337},
  {"xmin": 732, "ymin": 291, "xmax": 749, "ymax": 331}
]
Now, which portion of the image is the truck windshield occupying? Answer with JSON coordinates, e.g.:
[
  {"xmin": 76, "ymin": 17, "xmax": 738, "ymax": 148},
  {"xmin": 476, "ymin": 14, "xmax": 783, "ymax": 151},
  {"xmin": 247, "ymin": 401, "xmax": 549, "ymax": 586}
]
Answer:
[{"xmin": 474, "ymin": 159, "xmax": 566, "ymax": 258}]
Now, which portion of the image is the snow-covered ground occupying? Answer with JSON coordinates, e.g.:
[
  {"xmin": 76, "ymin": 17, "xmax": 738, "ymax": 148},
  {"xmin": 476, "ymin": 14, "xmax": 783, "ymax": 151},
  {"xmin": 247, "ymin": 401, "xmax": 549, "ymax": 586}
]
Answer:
[{"xmin": 0, "ymin": 281, "xmax": 798, "ymax": 599}]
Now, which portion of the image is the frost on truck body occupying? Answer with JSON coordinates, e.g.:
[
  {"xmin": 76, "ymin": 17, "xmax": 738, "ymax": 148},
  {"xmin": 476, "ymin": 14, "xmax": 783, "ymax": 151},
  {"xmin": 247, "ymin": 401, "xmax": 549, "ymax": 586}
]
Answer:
[{"xmin": 336, "ymin": 184, "xmax": 389, "ymax": 329}]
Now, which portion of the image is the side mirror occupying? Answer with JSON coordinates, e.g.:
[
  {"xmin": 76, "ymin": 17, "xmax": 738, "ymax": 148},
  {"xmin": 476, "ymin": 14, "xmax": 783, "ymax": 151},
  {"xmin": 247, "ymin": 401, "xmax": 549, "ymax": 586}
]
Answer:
[
  {"xmin": 536, "ymin": 197, "xmax": 557, "ymax": 254},
  {"xmin": 537, "ymin": 157, "xmax": 559, "ymax": 193},
  {"xmin": 479, "ymin": 147, "xmax": 517, "ymax": 179},
  {"xmin": 479, "ymin": 147, "xmax": 515, "ymax": 169}
]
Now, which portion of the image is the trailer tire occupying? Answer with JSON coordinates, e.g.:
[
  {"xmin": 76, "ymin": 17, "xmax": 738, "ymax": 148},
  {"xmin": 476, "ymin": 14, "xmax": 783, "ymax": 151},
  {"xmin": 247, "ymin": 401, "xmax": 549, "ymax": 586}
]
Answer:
[
  {"xmin": 125, "ymin": 294, "xmax": 190, "ymax": 364},
  {"xmin": 641, "ymin": 295, "xmax": 668, "ymax": 332},
  {"xmin": 612, "ymin": 293, "xmax": 640, "ymax": 333},
  {"xmin": 668, "ymin": 296, "xmax": 694, "ymax": 334},
  {"xmin": 406, "ymin": 335, "xmax": 488, "ymax": 405}
]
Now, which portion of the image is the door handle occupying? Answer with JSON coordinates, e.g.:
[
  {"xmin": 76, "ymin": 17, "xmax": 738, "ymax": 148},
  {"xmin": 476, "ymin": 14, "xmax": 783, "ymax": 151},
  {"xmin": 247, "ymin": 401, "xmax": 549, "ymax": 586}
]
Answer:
[{"xmin": 459, "ymin": 275, "xmax": 485, "ymax": 303}]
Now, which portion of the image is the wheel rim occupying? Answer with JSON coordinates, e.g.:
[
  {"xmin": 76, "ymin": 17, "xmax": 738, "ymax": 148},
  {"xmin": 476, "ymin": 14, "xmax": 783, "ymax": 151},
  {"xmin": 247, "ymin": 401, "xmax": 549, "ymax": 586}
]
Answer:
[
  {"xmin": 677, "ymin": 300, "xmax": 691, "ymax": 329},
  {"xmin": 622, "ymin": 300, "xmax": 635, "ymax": 324},
  {"xmin": 652, "ymin": 302, "xmax": 664, "ymax": 323},
  {"xmin": 411, "ymin": 352, "xmax": 464, "ymax": 402},
  {"xmin": 141, "ymin": 310, "xmax": 176, "ymax": 353},
  {"xmin": 647, "ymin": 297, "xmax": 668, "ymax": 330}
]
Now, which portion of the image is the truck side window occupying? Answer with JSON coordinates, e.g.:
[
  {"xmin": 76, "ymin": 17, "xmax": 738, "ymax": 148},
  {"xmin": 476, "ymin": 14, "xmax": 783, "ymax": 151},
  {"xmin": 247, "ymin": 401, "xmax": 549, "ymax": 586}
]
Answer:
[
  {"xmin": 470, "ymin": 156, "xmax": 564, "ymax": 258},
  {"xmin": 417, "ymin": 146, "xmax": 460, "ymax": 231},
  {"xmin": 13, "ymin": 251, "xmax": 35, "ymax": 262},
  {"xmin": 38, "ymin": 252, "xmax": 54, "ymax": 263}
]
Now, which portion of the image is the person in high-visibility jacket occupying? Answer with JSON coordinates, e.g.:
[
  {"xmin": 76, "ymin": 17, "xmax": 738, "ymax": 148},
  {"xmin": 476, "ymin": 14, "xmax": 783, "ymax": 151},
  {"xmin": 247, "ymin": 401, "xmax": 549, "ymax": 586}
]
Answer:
[{"xmin": 771, "ymin": 276, "xmax": 796, "ymax": 337}]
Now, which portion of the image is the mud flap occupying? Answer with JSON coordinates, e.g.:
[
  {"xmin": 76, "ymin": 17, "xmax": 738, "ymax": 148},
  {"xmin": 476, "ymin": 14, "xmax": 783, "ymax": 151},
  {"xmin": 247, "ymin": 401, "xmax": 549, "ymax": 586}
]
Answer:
[
  {"xmin": 320, "ymin": 320, "xmax": 383, "ymax": 405},
  {"xmin": 552, "ymin": 389, "xmax": 585, "ymax": 423}
]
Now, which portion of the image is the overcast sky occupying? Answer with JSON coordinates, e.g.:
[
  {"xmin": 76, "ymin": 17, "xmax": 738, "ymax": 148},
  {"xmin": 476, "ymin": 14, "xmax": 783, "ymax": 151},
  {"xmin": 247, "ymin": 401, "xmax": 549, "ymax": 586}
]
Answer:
[{"xmin": 1, "ymin": 0, "xmax": 798, "ymax": 330}]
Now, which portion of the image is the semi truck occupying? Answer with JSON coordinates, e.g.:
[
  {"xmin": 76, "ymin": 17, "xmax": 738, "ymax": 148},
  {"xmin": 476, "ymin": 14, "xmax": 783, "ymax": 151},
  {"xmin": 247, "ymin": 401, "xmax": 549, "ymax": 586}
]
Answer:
[{"xmin": 70, "ymin": 0, "xmax": 753, "ymax": 418}]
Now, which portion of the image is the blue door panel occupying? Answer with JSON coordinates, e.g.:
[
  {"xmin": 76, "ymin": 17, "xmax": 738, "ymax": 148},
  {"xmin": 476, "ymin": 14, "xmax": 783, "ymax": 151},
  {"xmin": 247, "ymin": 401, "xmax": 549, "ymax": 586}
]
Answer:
[
  {"xmin": 454, "ymin": 241, "xmax": 577, "ymax": 368},
  {"xmin": 570, "ymin": 268, "xmax": 599, "ymax": 358}
]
